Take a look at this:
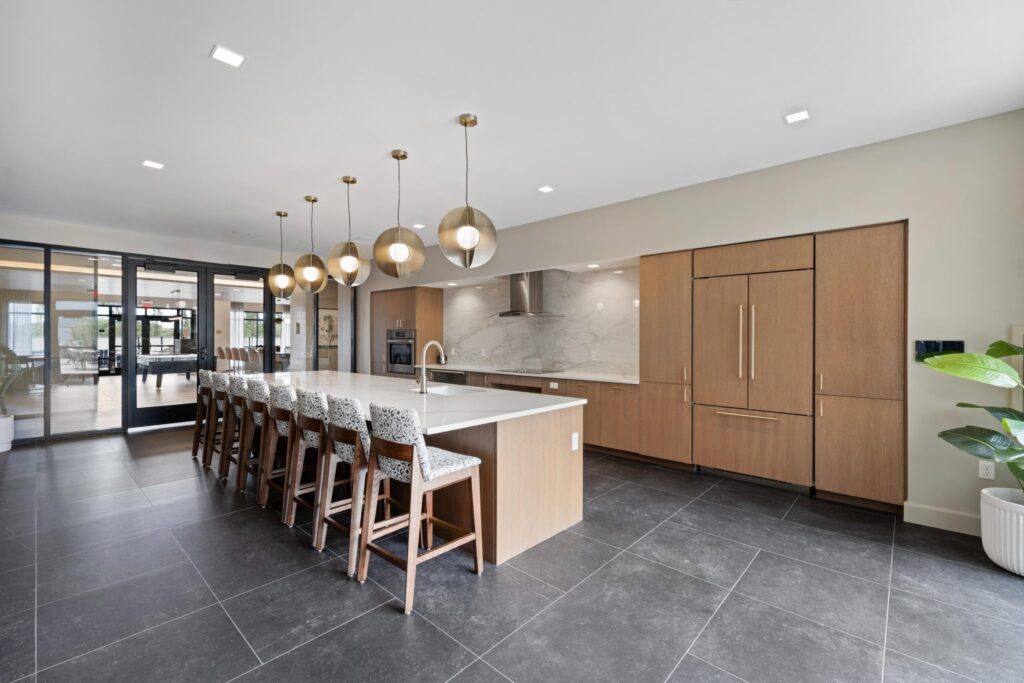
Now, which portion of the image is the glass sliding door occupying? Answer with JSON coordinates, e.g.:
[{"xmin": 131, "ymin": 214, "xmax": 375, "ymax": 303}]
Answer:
[
  {"xmin": 212, "ymin": 271, "xmax": 267, "ymax": 374},
  {"xmin": 0, "ymin": 245, "xmax": 45, "ymax": 440}
]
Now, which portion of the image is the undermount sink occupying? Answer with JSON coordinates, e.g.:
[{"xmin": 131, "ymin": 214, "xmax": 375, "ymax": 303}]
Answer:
[{"xmin": 411, "ymin": 384, "xmax": 481, "ymax": 396}]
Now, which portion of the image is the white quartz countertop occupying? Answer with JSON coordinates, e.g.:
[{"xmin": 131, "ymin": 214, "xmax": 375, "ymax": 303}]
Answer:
[
  {"xmin": 416, "ymin": 364, "xmax": 640, "ymax": 385},
  {"xmin": 247, "ymin": 371, "xmax": 586, "ymax": 435}
]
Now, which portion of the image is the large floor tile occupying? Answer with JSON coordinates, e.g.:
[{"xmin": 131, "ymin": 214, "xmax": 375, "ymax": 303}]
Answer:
[
  {"xmin": 0, "ymin": 534, "xmax": 35, "ymax": 573},
  {"xmin": 893, "ymin": 521, "xmax": 990, "ymax": 569},
  {"xmin": 668, "ymin": 655, "xmax": 743, "ymax": 682},
  {"xmin": 672, "ymin": 500, "xmax": 893, "ymax": 583},
  {"xmin": 883, "ymin": 650, "xmax": 974, "ymax": 682},
  {"xmin": 171, "ymin": 507, "xmax": 329, "ymax": 599},
  {"xmin": 121, "ymin": 451, "xmax": 207, "ymax": 489},
  {"xmin": 239, "ymin": 602, "xmax": 475, "ymax": 682},
  {"xmin": 0, "ymin": 608, "xmax": 35, "ymax": 683},
  {"xmin": 138, "ymin": 472, "xmax": 223, "ymax": 505},
  {"xmin": 784, "ymin": 495, "xmax": 895, "ymax": 544},
  {"xmin": 224, "ymin": 559, "xmax": 392, "ymax": 660},
  {"xmin": 37, "ymin": 605, "xmax": 258, "ymax": 683},
  {"xmin": 631, "ymin": 521, "xmax": 757, "ymax": 588},
  {"xmin": 583, "ymin": 471, "xmax": 623, "ymax": 500},
  {"xmin": 0, "ymin": 505, "xmax": 36, "ymax": 540},
  {"xmin": 0, "ymin": 564, "xmax": 36, "ymax": 619},
  {"xmin": 572, "ymin": 482, "xmax": 691, "ymax": 549},
  {"xmin": 734, "ymin": 551, "xmax": 889, "ymax": 643},
  {"xmin": 588, "ymin": 457, "xmax": 718, "ymax": 498},
  {"xmin": 34, "ymin": 460, "xmax": 138, "ymax": 503},
  {"xmin": 36, "ymin": 528, "xmax": 186, "ymax": 605},
  {"xmin": 887, "ymin": 589, "xmax": 1024, "ymax": 682},
  {"xmin": 36, "ymin": 488, "xmax": 152, "ymax": 533},
  {"xmin": 485, "ymin": 553, "xmax": 726, "ymax": 682},
  {"xmin": 451, "ymin": 658, "xmax": 511, "ymax": 682},
  {"xmin": 692, "ymin": 593, "xmax": 883, "ymax": 682},
  {"xmin": 508, "ymin": 530, "xmax": 619, "ymax": 592},
  {"xmin": 892, "ymin": 548, "xmax": 1024, "ymax": 625},
  {"xmin": 36, "ymin": 559, "xmax": 215, "ymax": 668},
  {"xmin": 700, "ymin": 478, "xmax": 798, "ymax": 518},
  {"xmin": 366, "ymin": 535, "xmax": 556, "ymax": 654}
]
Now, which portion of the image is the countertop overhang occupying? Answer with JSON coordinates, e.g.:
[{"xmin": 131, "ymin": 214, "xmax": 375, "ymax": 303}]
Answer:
[{"xmin": 415, "ymin": 364, "xmax": 640, "ymax": 385}]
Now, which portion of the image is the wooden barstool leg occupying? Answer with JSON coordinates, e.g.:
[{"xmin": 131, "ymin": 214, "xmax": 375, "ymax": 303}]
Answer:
[
  {"xmin": 347, "ymin": 467, "xmax": 367, "ymax": 577},
  {"xmin": 357, "ymin": 460, "xmax": 381, "ymax": 584},
  {"xmin": 218, "ymin": 408, "xmax": 236, "ymax": 480},
  {"xmin": 236, "ymin": 416, "xmax": 254, "ymax": 491},
  {"xmin": 202, "ymin": 398, "xmax": 217, "ymax": 468},
  {"xmin": 404, "ymin": 481, "xmax": 423, "ymax": 615},
  {"xmin": 257, "ymin": 427, "xmax": 276, "ymax": 508},
  {"xmin": 191, "ymin": 400, "xmax": 204, "ymax": 458},
  {"xmin": 423, "ymin": 490, "xmax": 434, "ymax": 550},
  {"xmin": 312, "ymin": 446, "xmax": 338, "ymax": 551},
  {"xmin": 470, "ymin": 468, "xmax": 484, "ymax": 574},
  {"xmin": 283, "ymin": 436, "xmax": 306, "ymax": 526}
]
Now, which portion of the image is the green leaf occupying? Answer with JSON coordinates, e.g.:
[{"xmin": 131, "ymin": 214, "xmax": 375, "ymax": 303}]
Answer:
[
  {"xmin": 1004, "ymin": 419, "xmax": 1024, "ymax": 446},
  {"xmin": 924, "ymin": 353, "xmax": 1022, "ymax": 389},
  {"xmin": 956, "ymin": 402, "xmax": 1024, "ymax": 423},
  {"xmin": 1007, "ymin": 462, "xmax": 1024, "ymax": 491},
  {"xmin": 987, "ymin": 340, "xmax": 1024, "ymax": 358},
  {"xmin": 937, "ymin": 426, "xmax": 1024, "ymax": 462}
]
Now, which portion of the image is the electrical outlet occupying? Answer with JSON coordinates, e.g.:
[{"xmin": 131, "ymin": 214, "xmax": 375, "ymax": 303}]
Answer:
[
  {"xmin": 571, "ymin": 432, "xmax": 580, "ymax": 451},
  {"xmin": 549, "ymin": 381, "xmax": 559, "ymax": 389},
  {"xmin": 979, "ymin": 461, "xmax": 995, "ymax": 480}
]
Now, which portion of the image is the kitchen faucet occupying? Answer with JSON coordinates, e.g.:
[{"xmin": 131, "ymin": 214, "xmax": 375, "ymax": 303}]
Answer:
[{"xmin": 419, "ymin": 340, "xmax": 447, "ymax": 394}]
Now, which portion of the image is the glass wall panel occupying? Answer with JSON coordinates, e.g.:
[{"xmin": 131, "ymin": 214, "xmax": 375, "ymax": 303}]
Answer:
[
  {"xmin": 0, "ymin": 245, "xmax": 45, "ymax": 439},
  {"xmin": 134, "ymin": 266, "xmax": 198, "ymax": 411},
  {"xmin": 50, "ymin": 251, "xmax": 123, "ymax": 434},
  {"xmin": 213, "ymin": 274, "xmax": 265, "ymax": 372}
]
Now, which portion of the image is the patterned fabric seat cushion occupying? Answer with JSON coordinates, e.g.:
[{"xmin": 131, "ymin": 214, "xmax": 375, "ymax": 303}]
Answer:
[
  {"xmin": 212, "ymin": 373, "xmax": 230, "ymax": 412},
  {"xmin": 268, "ymin": 383, "xmax": 296, "ymax": 436},
  {"xmin": 246, "ymin": 380, "xmax": 270, "ymax": 427},
  {"xmin": 326, "ymin": 395, "xmax": 370, "ymax": 465},
  {"xmin": 295, "ymin": 389, "xmax": 327, "ymax": 449},
  {"xmin": 369, "ymin": 402, "xmax": 481, "ymax": 483},
  {"xmin": 228, "ymin": 376, "xmax": 248, "ymax": 419},
  {"xmin": 198, "ymin": 369, "xmax": 212, "ymax": 407}
]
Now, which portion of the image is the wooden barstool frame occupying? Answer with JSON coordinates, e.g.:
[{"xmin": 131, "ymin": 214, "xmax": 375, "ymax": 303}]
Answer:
[
  {"xmin": 202, "ymin": 385, "xmax": 228, "ymax": 469},
  {"xmin": 356, "ymin": 436, "xmax": 483, "ymax": 614},
  {"xmin": 237, "ymin": 396, "xmax": 267, "ymax": 491},
  {"xmin": 282, "ymin": 413, "xmax": 327, "ymax": 526},
  {"xmin": 218, "ymin": 392, "xmax": 247, "ymax": 481},
  {"xmin": 191, "ymin": 384, "xmax": 213, "ymax": 459},
  {"xmin": 257, "ymin": 404, "xmax": 293, "ymax": 508}
]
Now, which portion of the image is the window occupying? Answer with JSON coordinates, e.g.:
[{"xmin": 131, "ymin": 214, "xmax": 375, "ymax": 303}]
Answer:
[
  {"xmin": 243, "ymin": 310, "xmax": 263, "ymax": 347},
  {"xmin": 5, "ymin": 302, "xmax": 44, "ymax": 355}
]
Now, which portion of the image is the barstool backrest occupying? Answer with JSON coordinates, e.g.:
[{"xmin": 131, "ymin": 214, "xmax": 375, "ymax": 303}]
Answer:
[
  {"xmin": 295, "ymin": 388, "xmax": 328, "ymax": 444},
  {"xmin": 369, "ymin": 403, "xmax": 433, "ymax": 480},
  {"xmin": 268, "ymin": 383, "xmax": 297, "ymax": 434},
  {"xmin": 198, "ymin": 369, "xmax": 213, "ymax": 388},
  {"xmin": 228, "ymin": 375, "xmax": 248, "ymax": 418},
  {"xmin": 327, "ymin": 395, "xmax": 370, "ymax": 465},
  {"xmin": 211, "ymin": 372, "xmax": 230, "ymax": 394},
  {"xmin": 246, "ymin": 379, "xmax": 270, "ymax": 426}
]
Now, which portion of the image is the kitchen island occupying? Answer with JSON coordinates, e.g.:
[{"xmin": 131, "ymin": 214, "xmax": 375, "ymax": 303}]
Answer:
[{"xmin": 249, "ymin": 370, "xmax": 586, "ymax": 565}]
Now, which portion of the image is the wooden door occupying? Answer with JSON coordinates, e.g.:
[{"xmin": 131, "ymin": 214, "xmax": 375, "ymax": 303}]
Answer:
[
  {"xmin": 816, "ymin": 223, "xmax": 905, "ymax": 400},
  {"xmin": 396, "ymin": 288, "xmax": 417, "ymax": 329},
  {"xmin": 694, "ymin": 235, "xmax": 814, "ymax": 278},
  {"xmin": 639, "ymin": 382, "xmax": 691, "ymax": 463},
  {"xmin": 694, "ymin": 275, "xmax": 748, "ymax": 409},
  {"xmin": 562, "ymin": 381, "xmax": 601, "ymax": 446},
  {"xmin": 598, "ymin": 384, "xmax": 638, "ymax": 452},
  {"xmin": 693, "ymin": 405, "xmax": 812, "ymax": 485},
  {"xmin": 815, "ymin": 395, "xmax": 904, "ymax": 505},
  {"xmin": 748, "ymin": 270, "xmax": 813, "ymax": 415},
  {"xmin": 640, "ymin": 251, "xmax": 692, "ymax": 384}
]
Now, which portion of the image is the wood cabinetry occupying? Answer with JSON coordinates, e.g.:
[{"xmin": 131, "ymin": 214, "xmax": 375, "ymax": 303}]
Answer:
[
  {"xmin": 694, "ymin": 235, "xmax": 813, "ymax": 278},
  {"xmin": 815, "ymin": 395, "xmax": 904, "ymax": 505},
  {"xmin": 556, "ymin": 380, "xmax": 603, "ymax": 447},
  {"xmin": 369, "ymin": 287, "xmax": 443, "ymax": 376},
  {"xmin": 639, "ymin": 382, "xmax": 691, "ymax": 463},
  {"xmin": 598, "ymin": 383, "xmax": 639, "ymax": 453},
  {"xmin": 694, "ymin": 275, "xmax": 748, "ymax": 409},
  {"xmin": 815, "ymin": 223, "xmax": 905, "ymax": 400},
  {"xmin": 694, "ymin": 405, "xmax": 812, "ymax": 486},
  {"xmin": 640, "ymin": 251, "xmax": 691, "ymax": 384}
]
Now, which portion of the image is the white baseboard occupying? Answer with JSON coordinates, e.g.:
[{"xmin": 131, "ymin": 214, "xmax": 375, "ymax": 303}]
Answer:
[{"xmin": 903, "ymin": 500, "xmax": 980, "ymax": 537}]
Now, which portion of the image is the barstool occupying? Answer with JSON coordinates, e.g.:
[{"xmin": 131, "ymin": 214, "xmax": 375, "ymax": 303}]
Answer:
[
  {"xmin": 191, "ymin": 369, "xmax": 214, "ymax": 459},
  {"xmin": 203, "ymin": 372, "xmax": 230, "ymax": 468},
  {"xmin": 218, "ymin": 375, "xmax": 248, "ymax": 481},
  {"xmin": 357, "ymin": 403, "xmax": 484, "ymax": 614},
  {"xmin": 238, "ymin": 379, "xmax": 270, "ymax": 491},
  {"xmin": 283, "ymin": 389, "xmax": 328, "ymax": 527},
  {"xmin": 315, "ymin": 395, "xmax": 391, "ymax": 576},
  {"xmin": 258, "ymin": 383, "xmax": 295, "ymax": 508}
]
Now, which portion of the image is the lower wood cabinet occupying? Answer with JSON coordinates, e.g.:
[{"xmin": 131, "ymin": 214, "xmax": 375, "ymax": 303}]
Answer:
[
  {"xmin": 597, "ymin": 383, "xmax": 639, "ymax": 452},
  {"xmin": 639, "ymin": 382, "xmax": 691, "ymax": 463},
  {"xmin": 693, "ymin": 404, "xmax": 812, "ymax": 485},
  {"xmin": 815, "ymin": 395, "xmax": 905, "ymax": 505},
  {"xmin": 557, "ymin": 381, "xmax": 603, "ymax": 447}
]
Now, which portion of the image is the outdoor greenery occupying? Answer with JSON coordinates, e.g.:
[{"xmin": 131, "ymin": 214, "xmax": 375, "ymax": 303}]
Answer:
[{"xmin": 924, "ymin": 340, "xmax": 1024, "ymax": 491}]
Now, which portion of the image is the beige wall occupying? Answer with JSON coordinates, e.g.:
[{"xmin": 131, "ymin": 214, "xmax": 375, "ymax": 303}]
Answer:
[{"xmin": 357, "ymin": 109, "xmax": 1024, "ymax": 535}]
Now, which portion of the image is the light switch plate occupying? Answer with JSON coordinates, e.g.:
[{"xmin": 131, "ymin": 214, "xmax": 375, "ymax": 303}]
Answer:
[
  {"xmin": 979, "ymin": 461, "xmax": 995, "ymax": 480},
  {"xmin": 549, "ymin": 381, "xmax": 559, "ymax": 389},
  {"xmin": 571, "ymin": 432, "xmax": 579, "ymax": 451}
]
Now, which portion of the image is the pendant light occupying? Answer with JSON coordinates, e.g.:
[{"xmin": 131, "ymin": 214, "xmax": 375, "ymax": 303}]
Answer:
[
  {"xmin": 373, "ymin": 150, "xmax": 425, "ymax": 278},
  {"xmin": 327, "ymin": 176, "xmax": 371, "ymax": 287},
  {"xmin": 294, "ymin": 195, "xmax": 328, "ymax": 293},
  {"xmin": 268, "ymin": 210, "xmax": 296, "ymax": 298},
  {"xmin": 438, "ymin": 113, "xmax": 496, "ymax": 268}
]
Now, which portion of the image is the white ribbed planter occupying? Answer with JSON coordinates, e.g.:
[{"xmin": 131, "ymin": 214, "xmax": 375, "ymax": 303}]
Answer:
[
  {"xmin": 980, "ymin": 488, "xmax": 1024, "ymax": 576},
  {"xmin": 0, "ymin": 413, "xmax": 12, "ymax": 452}
]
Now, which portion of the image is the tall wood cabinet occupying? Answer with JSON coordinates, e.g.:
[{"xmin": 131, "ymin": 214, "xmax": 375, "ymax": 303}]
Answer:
[
  {"xmin": 369, "ymin": 287, "xmax": 444, "ymax": 377},
  {"xmin": 638, "ymin": 251, "xmax": 693, "ymax": 463},
  {"xmin": 814, "ymin": 223, "xmax": 906, "ymax": 505}
]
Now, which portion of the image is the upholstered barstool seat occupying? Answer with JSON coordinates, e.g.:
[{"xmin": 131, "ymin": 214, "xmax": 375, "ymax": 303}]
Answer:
[
  {"xmin": 257, "ymin": 383, "xmax": 296, "ymax": 507},
  {"xmin": 217, "ymin": 375, "xmax": 248, "ymax": 481},
  {"xmin": 282, "ymin": 388, "xmax": 329, "ymax": 526}
]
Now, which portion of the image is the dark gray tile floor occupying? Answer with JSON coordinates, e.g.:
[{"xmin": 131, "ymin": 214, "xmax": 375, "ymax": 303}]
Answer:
[{"xmin": 1, "ymin": 430, "xmax": 1023, "ymax": 682}]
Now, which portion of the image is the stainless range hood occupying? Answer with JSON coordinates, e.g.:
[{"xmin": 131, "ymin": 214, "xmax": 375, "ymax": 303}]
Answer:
[{"xmin": 497, "ymin": 271, "xmax": 561, "ymax": 317}]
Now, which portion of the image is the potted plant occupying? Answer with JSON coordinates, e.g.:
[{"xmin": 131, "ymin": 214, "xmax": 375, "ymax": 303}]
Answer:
[{"xmin": 925, "ymin": 340, "xmax": 1024, "ymax": 575}]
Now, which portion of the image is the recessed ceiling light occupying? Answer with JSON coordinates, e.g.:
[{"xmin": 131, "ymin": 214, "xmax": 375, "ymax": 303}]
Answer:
[
  {"xmin": 587, "ymin": 264, "xmax": 600, "ymax": 269},
  {"xmin": 538, "ymin": 186, "xmax": 554, "ymax": 193},
  {"xmin": 784, "ymin": 110, "xmax": 810, "ymax": 124},
  {"xmin": 210, "ymin": 45, "xmax": 245, "ymax": 68},
  {"xmin": 412, "ymin": 223, "xmax": 425, "ymax": 229},
  {"xmin": 475, "ymin": 286, "xmax": 483, "ymax": 290},
  {"xmin": 613, "ymin": 270, "xmax": 624, "ymax": 274},
  {"xmin": 448, "ymin": 282, "xmax": 458, "ymax": 287},
  {"xmin": 141, "ymin": 160, "xmax": 164, "ymax": 170}
]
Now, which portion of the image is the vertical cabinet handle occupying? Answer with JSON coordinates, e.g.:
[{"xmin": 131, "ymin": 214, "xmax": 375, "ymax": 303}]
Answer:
[
  {"xmin": 738, "ymin": 304, "xmax": 744, "ymax": 380},
  {"xmin": 683, "ymin": 386, "xmax": 688, "ymax": 404},
  {"xmin": 749, "ymin": 304, "xmax": 756, "ymax": 381},
  {"xmin": 819, "ymin": 373, "xmax": 823, "ymax": 391},
  {"xmin": 684, "ymin": 366, "xmax": 688, "ymax": 382},
  {"xmin": 819, "ymin": 399, "xmax": 823, "ymax": 417}
]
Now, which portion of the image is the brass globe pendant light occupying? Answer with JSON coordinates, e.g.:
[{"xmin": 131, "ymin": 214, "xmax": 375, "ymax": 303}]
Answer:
[
  {"xmin": 438, "ymin": 113, "xmax": 497, "ymax": 268},
  {"xmin": 294, "ymin": 195, "xmax": 328, "ymax": 294},
  {"xmin": 327, "ymin": 176, "xmax": 371, "ymax": 287},
  {"xmin": 373, "ymin": 150, "xmax": 425, "ymax": 278},
  {"xmin": 268, "ymin": 210, "xmax": 296, "ymax": 298}
]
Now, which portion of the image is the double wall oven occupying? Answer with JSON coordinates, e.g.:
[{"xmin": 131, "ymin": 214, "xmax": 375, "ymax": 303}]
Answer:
[{"xmin": 386, "ymin": 329, "xmax": 416, "ymax": 374}]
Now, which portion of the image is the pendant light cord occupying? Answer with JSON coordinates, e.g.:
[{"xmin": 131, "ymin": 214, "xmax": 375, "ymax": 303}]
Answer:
[
  {"xmin": 346, "ymin": 183, "xmax": 353, "ymax": 241},
  {"xmin": 278, "ymin": 215, "xmax": 284, "ymax": 265},
  {"xmin": 309, "ymin": 201, "xmax": 315, "ymax": 268},
  {"xmin": 396, "ymin": 156, "xmax": 403, "ymax": 241},
  {"xmin": 464, "ymin": 123, "xmax": 470, "ymax": 206}
]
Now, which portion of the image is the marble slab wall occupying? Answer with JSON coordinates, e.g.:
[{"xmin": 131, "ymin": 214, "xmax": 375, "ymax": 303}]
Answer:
[{"xmin": 443, "ymin": 267, "xmax": 639, "ymax": 375}]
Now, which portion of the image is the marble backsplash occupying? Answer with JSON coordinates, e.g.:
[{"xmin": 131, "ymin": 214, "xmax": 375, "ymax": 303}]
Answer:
[{"xmin": 443, "ymin": 267, "xmax": 639, "ymax": 375}]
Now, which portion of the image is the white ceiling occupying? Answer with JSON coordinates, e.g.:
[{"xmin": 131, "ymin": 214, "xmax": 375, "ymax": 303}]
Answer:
[{"xmin": 2, "ymin": 1, "xmax": 1022, "ymax": 254}]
